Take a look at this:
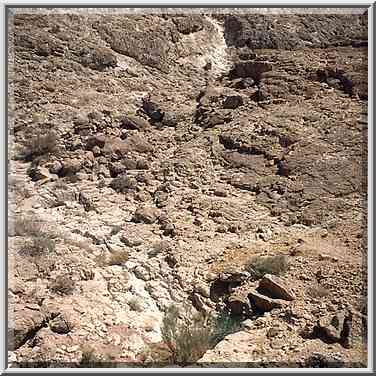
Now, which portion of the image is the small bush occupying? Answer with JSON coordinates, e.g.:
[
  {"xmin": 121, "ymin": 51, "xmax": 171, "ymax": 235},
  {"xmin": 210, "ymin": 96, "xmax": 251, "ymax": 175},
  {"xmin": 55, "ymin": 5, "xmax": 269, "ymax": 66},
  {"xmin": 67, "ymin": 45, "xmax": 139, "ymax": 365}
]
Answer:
[
  {"xmin": 19, "ymin": 236, "xmax": 56, "ymax": 257},
  {"xmin": 108, "ymin": 250, "xmax": 129, "ymax": 266},
  {"xmin": 24, "ymin": 130, "xmax": 58, "ymax": 160},
  {"xmin": 49, "ymin": 274, "xmax": 76, "ymax": 295},
  {"xmin": 246, "ymin": 254, "xmax": 289, "ymax": 279},
  {"xmin": 306, "ymin": 284, "xmax": 330, "ymax": 298},
  {"xmin": 79, "ymin": 346, "xmax": 117, "ymax": 368},
  {"xmin": 128, "ymin": 297, "xmax": 143, "ymax": 312},
  {"xmin": 160, "ymin": 305, "xmax": 241, "ymax": 365},
  {"xmin": 12, "ymin": 216, "xmax": 45, "ymax": 237}
]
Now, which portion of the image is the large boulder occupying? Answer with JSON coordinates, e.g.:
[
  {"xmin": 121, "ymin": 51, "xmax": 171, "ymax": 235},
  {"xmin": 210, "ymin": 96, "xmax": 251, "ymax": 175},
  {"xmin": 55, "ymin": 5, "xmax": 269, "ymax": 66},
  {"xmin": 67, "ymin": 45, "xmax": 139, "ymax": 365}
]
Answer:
[{"xmin": 258, "ymin": 274, "xmax": 295, "ymax": 301}]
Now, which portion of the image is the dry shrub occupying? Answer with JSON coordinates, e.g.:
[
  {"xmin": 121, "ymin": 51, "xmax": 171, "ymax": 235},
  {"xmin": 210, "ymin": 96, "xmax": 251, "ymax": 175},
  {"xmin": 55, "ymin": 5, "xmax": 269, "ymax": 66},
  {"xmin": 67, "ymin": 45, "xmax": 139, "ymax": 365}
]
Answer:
[
  {"xmin": 12, "ymin": 215, "xmax": 46, "ymax": 237},
  {"xmin": 49, "ymin": 274, "xmax": 76, "ymax": 295},
  {"xmin": 14, "ymin": 215, "xmax": 57, "ymax": 257},
  {"xmin": 19, "ymin": 236, "xmax": 56, "ymax": 257},
  {"xmin": 24, "ymin": 130, "xmax": 58, "ymax": 160},
  {"xmin": 306, "ymin": 284, "xmax": 330, "ymax": 298},
  {"xmin": 246, "ymin": 254, "xmax": 289, "ymax": 279},
  {"xmin": 128, "ymin": 297, "xmax": 143, "ymax": 312},
  {"xmin": 107, "ymin": 250, "xmax": 129, "ymax": 266}
]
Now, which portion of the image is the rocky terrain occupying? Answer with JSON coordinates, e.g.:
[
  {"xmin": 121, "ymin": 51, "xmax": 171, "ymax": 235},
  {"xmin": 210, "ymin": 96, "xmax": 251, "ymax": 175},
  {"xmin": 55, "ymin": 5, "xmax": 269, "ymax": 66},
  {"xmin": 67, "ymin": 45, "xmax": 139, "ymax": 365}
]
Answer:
[{"xmin": 8, "ymin": 10, "xmax": 368, "ymax": 368}]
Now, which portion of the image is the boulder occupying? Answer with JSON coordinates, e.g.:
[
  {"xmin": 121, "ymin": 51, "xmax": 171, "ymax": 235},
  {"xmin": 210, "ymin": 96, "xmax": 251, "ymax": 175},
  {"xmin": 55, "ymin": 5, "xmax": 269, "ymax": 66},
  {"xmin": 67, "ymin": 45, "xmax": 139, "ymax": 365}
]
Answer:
[
  {"xmin": 313, "ymin": 310, "xmax": 353, "ymax": 347},
  {"xmin": 248, "ymin": 290, "xmax": 286, "ymax": 312},
  {"xmin": 258, "ymin": 274, "xmax": 295, "ymax": 301},
  {"xmin": 8, "ymin": 305, "xmax": 46, "ymax": 350},
  {"xmin": 226, "ymin": 294, "xmax": 250, "ymax": 316},
  {"xmin": 86, "ymin": 134, "xmax": 106, "ymax": 150},
  {"xmin": 49, "ymin": 313, "xmax": 74, "ymax": 334}
]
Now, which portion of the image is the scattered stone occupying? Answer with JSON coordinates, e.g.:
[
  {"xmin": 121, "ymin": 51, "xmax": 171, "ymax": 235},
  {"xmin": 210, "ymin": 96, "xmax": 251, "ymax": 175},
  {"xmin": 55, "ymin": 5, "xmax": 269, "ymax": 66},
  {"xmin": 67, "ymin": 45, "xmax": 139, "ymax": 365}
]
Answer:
[{"xmin": 109, "ymin": 175, "xmax": 137, "ymax": 193}]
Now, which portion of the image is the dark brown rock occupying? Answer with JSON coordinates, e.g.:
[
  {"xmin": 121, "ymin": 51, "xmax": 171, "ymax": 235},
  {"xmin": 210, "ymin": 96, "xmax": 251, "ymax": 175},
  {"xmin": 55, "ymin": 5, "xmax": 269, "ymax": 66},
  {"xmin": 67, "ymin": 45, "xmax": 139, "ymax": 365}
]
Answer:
[
  {"xmin": 248, "ymin": 290, "xmax": 286, "ymax": 312},
  {"xmin": 258, "ymin": 274, "xmax": 295, "ymax": 301}
]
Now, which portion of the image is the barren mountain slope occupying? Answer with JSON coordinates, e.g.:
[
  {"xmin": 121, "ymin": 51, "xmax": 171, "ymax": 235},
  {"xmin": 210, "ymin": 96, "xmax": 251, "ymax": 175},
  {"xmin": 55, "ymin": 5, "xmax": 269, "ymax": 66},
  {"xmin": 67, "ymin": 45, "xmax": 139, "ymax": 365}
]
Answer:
[{"xmin": 8, "ymin": 11, "xmax": 367, "ymax": 368}]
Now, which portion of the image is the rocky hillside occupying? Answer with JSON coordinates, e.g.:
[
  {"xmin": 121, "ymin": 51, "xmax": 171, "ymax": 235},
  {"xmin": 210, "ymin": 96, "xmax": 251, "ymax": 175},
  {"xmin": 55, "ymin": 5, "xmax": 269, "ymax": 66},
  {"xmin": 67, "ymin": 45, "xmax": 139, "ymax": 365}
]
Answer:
[{"xmin": 8, "ymin": 11, "xmax": 368, "ymax": 368}]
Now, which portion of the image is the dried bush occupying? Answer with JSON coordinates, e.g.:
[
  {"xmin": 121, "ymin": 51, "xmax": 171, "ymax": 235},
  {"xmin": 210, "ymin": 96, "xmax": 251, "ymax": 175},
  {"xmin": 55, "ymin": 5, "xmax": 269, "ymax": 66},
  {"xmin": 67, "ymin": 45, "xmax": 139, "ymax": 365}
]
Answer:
[
  {"xmin": 246, "ymin": 254, "xmax": 289, "ymax": 279},
  {"xmin": 49, "ymin": 274, "xmax": 76, "ymax": 295},
  {"xmin": 19, "ymin": 236, "xmax": 56, "ymax": 257},
  {"xmin": 12, "ymin": 216, "xmax": 45, "ymax": 237},
  {"xmin": 306, "ymin": 284, "xmax": 330, "ymax": 298},
  {"xmin": 128, "ymin": 297, "xmax": 143, "ymax": 312},
  {"xmin": 79, "ymin": 345, "xmax": 117, "ymax": 368},
  {"xmin": 23, "ymin": 130, "xmax": 58, "ymax": 160},
  {"xmin": 108, "ymin": 250, "xmax": 129, "ymax": 266}
]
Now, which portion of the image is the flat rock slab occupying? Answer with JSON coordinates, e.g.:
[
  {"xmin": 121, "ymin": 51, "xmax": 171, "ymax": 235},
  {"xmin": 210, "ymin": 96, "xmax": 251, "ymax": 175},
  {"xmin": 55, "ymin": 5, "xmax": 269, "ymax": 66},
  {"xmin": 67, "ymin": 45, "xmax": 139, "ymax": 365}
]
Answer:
[
  {"xmin": 248, "ymin": 290, "xmax": 286, "ymax": 312},
  {"xmin": 258, "ymin": 274, "xmax": 295, "ymax": 301}
]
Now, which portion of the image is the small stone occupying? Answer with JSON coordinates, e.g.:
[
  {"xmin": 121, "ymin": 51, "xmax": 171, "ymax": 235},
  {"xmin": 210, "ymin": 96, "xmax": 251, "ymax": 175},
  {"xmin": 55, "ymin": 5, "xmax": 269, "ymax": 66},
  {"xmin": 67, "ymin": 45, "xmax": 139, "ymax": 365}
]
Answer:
[
  {"xmin": 120, "ymin": 234, "xmax": 142, "ymax": 247},
  {"xmin": 132, "ymin": 206, "xmax": 160, "ymax": 224},
  {"xmin": 66, "ymin": 345, "xmax": 79, "ymax": 353},
  {"xmin": 49, "ymin": 161, "xmax": 63, "ymax": 175},
  {"xmin": 161, "ymin": 112, "xmax": 178, "ymax": 127},
  {"xmin": 27, "ymin": 166, "xmax": 56, "ymax": 182}
]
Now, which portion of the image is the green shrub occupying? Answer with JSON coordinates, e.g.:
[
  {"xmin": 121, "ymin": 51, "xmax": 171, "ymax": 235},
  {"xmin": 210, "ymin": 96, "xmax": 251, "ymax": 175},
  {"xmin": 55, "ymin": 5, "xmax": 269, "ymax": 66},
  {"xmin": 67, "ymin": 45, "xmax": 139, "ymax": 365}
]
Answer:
[
  {"xmin": 160, "ymin": 305, "xmax": 241, "ymax": 365},
  {"xmin": 246, "ymin": 254, "xmax": 289, "ymax": 279}
]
